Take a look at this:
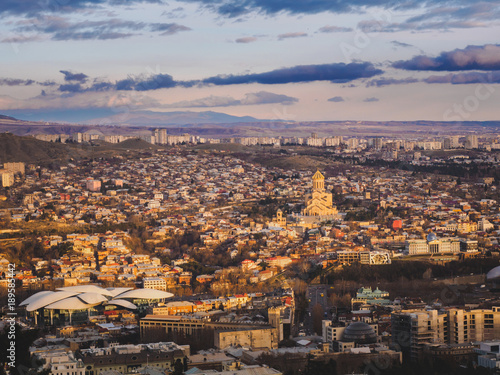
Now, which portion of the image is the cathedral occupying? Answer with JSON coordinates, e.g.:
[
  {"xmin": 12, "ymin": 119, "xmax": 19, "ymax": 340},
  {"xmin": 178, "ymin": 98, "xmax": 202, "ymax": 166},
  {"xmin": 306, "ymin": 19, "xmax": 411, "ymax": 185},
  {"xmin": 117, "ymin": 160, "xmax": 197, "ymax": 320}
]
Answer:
[
  {"xmin": 268, "ymin": 170, "xmax": 339, "ymax": 230},
  {"xmin": 302, "ymin": 170, "xmax": 338, "ymax": 217}
]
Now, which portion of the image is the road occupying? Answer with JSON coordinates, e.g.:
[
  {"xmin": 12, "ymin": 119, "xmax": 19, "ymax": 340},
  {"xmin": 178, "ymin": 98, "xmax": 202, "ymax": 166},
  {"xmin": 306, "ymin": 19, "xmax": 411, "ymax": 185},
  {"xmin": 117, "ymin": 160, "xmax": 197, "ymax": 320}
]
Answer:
[{"xmin": 304, "ymin": 284, "xmax": 330, "ymax": 336}]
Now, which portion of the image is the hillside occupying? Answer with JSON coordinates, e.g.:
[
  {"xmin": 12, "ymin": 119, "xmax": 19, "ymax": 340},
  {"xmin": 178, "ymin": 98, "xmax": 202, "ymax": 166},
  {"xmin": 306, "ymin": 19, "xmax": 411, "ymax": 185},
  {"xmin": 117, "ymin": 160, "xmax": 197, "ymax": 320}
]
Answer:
[
  {"xmin": 0, "ymin": 115, "xmax": 18, "ymax": 121},
  {"xmin": 0, "ymin": 133, "xmax": 91, "ymax": 164},
  {"xmin": 0, "ymin": 134, "xmax": 161, "ymax": 164}
]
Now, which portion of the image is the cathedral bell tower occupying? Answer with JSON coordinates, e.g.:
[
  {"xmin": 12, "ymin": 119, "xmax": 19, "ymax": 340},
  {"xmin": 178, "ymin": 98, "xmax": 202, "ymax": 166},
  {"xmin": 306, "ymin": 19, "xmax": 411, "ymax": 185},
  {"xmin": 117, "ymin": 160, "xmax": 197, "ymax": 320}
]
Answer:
[{"xmin": 312, "ymin": 169, "xmax": 325, "ymax": 191}]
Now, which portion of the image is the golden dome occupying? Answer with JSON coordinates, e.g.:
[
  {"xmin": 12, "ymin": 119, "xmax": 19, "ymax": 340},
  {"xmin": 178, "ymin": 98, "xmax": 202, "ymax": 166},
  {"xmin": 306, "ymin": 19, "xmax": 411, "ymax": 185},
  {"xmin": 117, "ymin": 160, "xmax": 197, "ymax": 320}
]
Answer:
[{"xmin": 312, "ymin": 170, "xmax": 324, "ymax": 180}]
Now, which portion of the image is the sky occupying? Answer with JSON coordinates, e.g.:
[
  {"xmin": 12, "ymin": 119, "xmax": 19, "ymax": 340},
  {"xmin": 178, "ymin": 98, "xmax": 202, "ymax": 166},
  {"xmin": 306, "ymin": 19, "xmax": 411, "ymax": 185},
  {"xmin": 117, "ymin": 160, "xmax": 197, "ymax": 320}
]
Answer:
[{"xmin": 0, "ymin": 0, "xmax": 500, "ymax": 123}]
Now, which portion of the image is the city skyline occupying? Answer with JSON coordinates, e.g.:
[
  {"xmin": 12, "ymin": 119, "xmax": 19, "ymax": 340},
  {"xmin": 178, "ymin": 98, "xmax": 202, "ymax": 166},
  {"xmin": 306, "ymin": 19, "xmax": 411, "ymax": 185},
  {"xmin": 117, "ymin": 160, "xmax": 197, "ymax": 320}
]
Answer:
[{"xmin": 0, "ymin": 0, "xmax": 500, "ymax": 123}]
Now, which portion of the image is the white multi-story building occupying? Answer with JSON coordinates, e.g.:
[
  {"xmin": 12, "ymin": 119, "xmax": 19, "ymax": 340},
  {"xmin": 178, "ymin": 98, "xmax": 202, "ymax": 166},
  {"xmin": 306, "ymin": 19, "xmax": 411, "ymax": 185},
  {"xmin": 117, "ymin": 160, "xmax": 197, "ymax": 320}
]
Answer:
[
  {"xmin": 393, "ymin": 307, "xmax": 500, "ymax": 362},
  {"xmin": 465, "ymin": 134, "xmax": 478, "ymax": 149},
  {"xmin": 347, "ymin": 138, "xmax": 359, "ymax": 149},
  {"xmin": 34, "ymin": 351, "xmax": 84, "ymax": 375},
  {"xmin": 405, "ymin": 239, "xmax": 428, "ymax": 255},
  {"xmin": 143, "ymin": 277, "xmax": 167, "ymax": 291},
  {"xmin": 3, "ymin": 162, "xmax": 25, "ymax": 175},
  {"xmin": 0, "ymin": 170, "xmax": 14, "ymax": 187},
  {"xmin": 478, "ymin": 218, "xmax": 495, "ymax": 232}
]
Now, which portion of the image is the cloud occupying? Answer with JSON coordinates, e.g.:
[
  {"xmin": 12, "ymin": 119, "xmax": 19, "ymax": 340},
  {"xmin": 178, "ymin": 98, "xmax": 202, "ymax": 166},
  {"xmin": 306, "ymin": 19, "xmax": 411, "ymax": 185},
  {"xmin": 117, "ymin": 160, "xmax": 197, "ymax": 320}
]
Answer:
[
  {"xmin": 41, "ymin": 61, "xmax": 383, "ymax": 95},
  {"xmin": 278, "ymin": 32, "xmax": 307, "ymax": 40},
  {"xmin": 327, "ymin": 96, "xmax": 344, "ymax": 102},
  {"xmin": 406, "ymin": 2, "xmax": 500, "ymax": 24},
  {"xmin": 164, "ymin": 91, "xmax": 298, "ymax": 108},
  {"xmin": 0, "ymin": 0, "xmax": 164, "ymax": 16},
  {"xmin": 393, "ymin": 44, "xmax": 500, "ymax": 71},
  {"xmin": 0, "ymin": 78, "xmax": 35, "ymax": 86},
  {"xmin": 423, "ymin": 71, "xmax": 500, "ymax": 84},
  {"xmin": 217, "ymin": 3, "xmax": 248, "ymax": 17},
  {"xmin": 0, "ymin": 77, "xmax": 56, "ymax": 87},
  {"xmin": 60, "ymin": 70, "xmax": 88, "ymax": 83},
  {"xmin": 150, "ymin": 23, "xmax": 191, "ymax": 35},
  {"xmin": 358, "ymin": 18, "xmax": 486, "ymax": 33},
  {"xmin": 364, "ymin": 97, "xmax": 379, "ymax": 102},
  {"xmin": 235, "ymin": 36, "xmax": 257, "ymax": 43},
  {"xmin": 59, "ymin": 83, "xmax": 84, "ymax": 92},
  {"xmin": 177, "ymin": 0, "xmax": 496, "ymax": 18},
  {"xmin": 318, "ymin": 25, "xmax": 353, "ymax": 33},
  {"xmin": 115, "ymin": 74, "xmax": 178, "ymax": 91},
  {"xmin": 5, "ymin": 15, "xmax": 190, "ymax": 42},
  {"xmin": 198, "ymin": 62, "xmax": 383, "ymax": 86},
  {"xmin": 1, "ymin": 35, "xmax": 43, "ymax": 43},
  {"xmin": 52, "ymin": 31, "xmax": 135, "ymax": 40},
  {"xmin": 366, "ymin": 77, "xmax": 419, "ymax": 87},
  {"xmin": 240, "ymin": 91, "xmax": 298, "ymax": 105},
  {"xmin": 0, "ymin": 90, "xmax": 160, "ymax": 111},
  {"xmin": 391, "ymin": 40, "xmax": 413, "ymax": 48},
  {"xmin": 2, "ymin": 0, "xmax": 499, "ymax": 26}
]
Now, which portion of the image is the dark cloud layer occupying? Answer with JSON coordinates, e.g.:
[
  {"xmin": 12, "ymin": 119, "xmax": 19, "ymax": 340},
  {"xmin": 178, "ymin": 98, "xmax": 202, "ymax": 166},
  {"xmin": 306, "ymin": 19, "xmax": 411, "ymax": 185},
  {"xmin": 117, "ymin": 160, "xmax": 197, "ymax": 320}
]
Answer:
[
  {"xmin": 0, "ymin": 77, "xmax": 55, "ymax": 86},
  {"xmin": 60, "ymin": 70, "xmax": 88, "ymax": 83},
  {"xmin": 0, "ymin": 78, "xmax": 35, "ymax": 86},
  {"xmin": 198, "ymin": 62, "xmax": 383, "ymax": 86},
  {"xmin": 51, "ymin": 62, "xmax": 383, "ymax": 94},
  {"xmin": 0, "ymin": 0, "xmax": 163, "ymax": 16},
  {"xmin": 393, "ymin": 44, "xmax": 500, "ymax": 71}
]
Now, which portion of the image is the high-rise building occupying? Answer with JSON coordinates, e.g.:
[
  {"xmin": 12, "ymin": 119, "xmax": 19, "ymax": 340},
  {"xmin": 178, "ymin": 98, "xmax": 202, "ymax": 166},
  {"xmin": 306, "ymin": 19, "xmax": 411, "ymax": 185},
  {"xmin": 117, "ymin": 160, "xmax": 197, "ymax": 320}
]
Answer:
[
  {"xmin": 347, "ymin": 138, "xmax": 359, "ymax": 149},
  {"xmin": 373, "ymin": 138, "xmax": 384, "ymax": 150},
  {"xmin": 0, "ymin": 170, "xmax": 14, "ymax": 187},
  {"xmin": 465, "ymin": 135, "xmax": 478, "ymax": 149},
  {"xmin": 155, "ymin": 128, "xmax": 167, "ymax": 144},
  {"xmin": 443, "ymin": 136, "xmax": 460, "ymax": 149},
  {"xmin": 392, "ymin": 307, "xmax": 500, "ymax": 362},
  {"xmin": 3, "ymin": 162, "xmax": 25, "ymax": 176}
]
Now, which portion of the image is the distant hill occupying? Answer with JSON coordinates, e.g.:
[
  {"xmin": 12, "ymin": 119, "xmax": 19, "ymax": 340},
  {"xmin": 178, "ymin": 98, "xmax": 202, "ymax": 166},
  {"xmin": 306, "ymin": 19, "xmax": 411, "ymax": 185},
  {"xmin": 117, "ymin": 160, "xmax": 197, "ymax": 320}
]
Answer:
[
  {"xmin": 0, "ymin": 133, "xmax": 88, "ymax": 164},
  {"xmin": 104, "ymin": 138, "xmax": 159, "ymax": 150},
  {"xmin": 0, "ymin": 133, "xmax": 159, "ymax": 164},
  {"xmin": 86, "ymin": 110, "xmax": 264, "ymax": 126},
  {"xmin": 0, "ymin": 115, "xmax": 18, "ymax": 121}
]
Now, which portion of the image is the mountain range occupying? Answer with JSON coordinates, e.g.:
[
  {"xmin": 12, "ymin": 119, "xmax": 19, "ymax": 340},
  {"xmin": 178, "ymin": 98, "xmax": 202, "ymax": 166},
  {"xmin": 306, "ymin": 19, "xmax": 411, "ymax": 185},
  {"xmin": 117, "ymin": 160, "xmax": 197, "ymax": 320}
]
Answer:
[{"xmin": 0, "ymin": 109, "xmax": 265, "ymax": 125}]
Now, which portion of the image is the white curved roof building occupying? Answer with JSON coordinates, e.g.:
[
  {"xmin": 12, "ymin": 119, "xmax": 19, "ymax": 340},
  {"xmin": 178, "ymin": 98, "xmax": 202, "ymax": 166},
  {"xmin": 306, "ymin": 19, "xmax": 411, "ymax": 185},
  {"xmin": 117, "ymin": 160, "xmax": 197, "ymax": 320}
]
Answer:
[
  {"xmin": 44, "ymin": 296, "xmax": 101, "ymax": 310},
  {"xmin": 106, "ymin": 287, "xmax": 134, "ymax": 297},
  {"xmin": 106, "ymin": 299, "xmax": 138, "ymax": 310},
  {"xmin": 56, "ymin": 285, "xmax": 114, "ymax": 296},
  {"xmin": 21, "ymin": 287, "xmax": 173, "ymax": 314},
  {"xmin": 114, "ymin": 289, "xmax": 173, "ymax": 300},
  {"xmin": 22, "ymin": 291, "xmax": 80, "ymax": 312}
]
